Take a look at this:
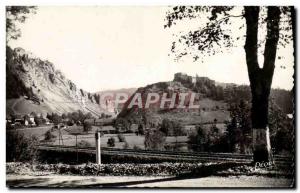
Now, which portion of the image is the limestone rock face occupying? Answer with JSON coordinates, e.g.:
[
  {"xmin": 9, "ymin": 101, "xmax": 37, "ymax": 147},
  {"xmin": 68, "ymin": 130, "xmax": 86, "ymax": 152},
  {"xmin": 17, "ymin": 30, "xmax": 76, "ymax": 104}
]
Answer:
[{"xmin": 6, "ymin": 46, "xmax": 103, "ymax": 116}]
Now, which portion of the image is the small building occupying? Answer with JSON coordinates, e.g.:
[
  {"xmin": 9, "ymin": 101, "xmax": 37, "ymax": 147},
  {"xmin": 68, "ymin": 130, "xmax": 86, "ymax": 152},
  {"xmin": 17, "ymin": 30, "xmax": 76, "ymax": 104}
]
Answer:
[
  {"xmin": 287, "ymin": 114, "xmax": 293, "ymax": 119},
  {"xmin": 24, "ymin": 114, "xmax": 35, "ymax": 126}
]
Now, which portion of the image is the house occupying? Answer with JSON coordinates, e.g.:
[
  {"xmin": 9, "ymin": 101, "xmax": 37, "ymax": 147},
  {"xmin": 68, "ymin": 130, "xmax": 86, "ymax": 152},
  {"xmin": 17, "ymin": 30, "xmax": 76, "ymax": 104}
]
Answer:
[
  {"xmin": 24, "ymin": 114, "xmax": 35, "ymax": 126},
  {"xmin": 287, "ymin": 114, "xmax": 293, "ymax": 119}
]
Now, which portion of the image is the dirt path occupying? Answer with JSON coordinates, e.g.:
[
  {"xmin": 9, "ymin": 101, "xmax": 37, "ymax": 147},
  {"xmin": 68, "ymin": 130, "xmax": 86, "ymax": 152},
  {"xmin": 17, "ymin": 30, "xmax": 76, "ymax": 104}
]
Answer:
[{"xmin": 7, "ymin": 174, "xmax": 294, "ymax": 188}]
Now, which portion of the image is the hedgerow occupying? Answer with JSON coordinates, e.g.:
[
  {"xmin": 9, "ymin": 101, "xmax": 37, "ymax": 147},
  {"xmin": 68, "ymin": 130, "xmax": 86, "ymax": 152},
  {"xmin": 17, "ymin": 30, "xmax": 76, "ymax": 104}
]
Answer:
[{"xmin": 7, "ymin": 162, "xmax": 239, "ymax": 176}]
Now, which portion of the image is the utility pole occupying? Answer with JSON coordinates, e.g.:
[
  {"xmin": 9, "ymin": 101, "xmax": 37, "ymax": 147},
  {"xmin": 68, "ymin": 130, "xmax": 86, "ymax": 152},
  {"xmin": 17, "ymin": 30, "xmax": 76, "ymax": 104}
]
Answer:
[{"xmin": 95, "ymin": 131, "xmax": 101, "ymax": 164}]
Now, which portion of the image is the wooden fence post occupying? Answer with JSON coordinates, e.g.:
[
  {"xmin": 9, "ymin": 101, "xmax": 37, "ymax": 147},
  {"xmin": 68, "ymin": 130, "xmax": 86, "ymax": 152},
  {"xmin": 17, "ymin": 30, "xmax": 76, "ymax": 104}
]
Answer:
[{"xmin": 95, "ymin": 132, "xmax": 101, "ymax": 164}]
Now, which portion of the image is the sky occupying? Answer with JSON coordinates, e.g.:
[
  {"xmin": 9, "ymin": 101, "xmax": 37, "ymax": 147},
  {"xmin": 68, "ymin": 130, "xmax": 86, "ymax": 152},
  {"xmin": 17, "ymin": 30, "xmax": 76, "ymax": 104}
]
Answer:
[{"xmin": 9, "ymin": 6, "xmax": 294, "ymax": 92}]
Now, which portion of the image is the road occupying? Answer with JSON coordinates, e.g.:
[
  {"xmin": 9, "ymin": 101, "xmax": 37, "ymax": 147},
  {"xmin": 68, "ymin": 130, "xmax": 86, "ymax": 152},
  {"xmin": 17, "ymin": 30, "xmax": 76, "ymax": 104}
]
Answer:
[{"xmin": 6, "ymin": 174, "xmax": 294, "ymax": 188}]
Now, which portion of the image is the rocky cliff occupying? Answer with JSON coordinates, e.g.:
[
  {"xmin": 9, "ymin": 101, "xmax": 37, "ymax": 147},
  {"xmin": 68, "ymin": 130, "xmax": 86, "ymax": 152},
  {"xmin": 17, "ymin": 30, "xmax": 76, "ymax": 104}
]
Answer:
[{"xmin": 6, "ymin": 47, "xmax": 103, "ymax": 116}]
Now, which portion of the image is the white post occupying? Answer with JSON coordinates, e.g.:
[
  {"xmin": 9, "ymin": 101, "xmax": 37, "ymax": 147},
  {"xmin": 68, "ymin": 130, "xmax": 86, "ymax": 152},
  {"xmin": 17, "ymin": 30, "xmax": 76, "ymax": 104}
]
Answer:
[{"xmin": 95, "ymin": 132, "xmax": 101, "ymax": 164}]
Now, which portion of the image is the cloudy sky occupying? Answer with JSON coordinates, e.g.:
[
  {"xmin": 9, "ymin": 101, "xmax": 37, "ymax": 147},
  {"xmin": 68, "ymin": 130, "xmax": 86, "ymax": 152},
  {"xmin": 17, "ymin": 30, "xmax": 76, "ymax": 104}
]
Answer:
[{"xmin": 9, "ymin": 6, "xmax": 294, "ymax": 92}]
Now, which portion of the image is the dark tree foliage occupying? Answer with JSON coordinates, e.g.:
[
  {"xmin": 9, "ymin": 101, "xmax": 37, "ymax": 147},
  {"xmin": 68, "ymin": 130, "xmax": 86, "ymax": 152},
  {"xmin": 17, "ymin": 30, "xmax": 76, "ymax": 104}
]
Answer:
[
  {"xmin": 269, "ymin": 100, "xmax": 293, "ymax": 154},
  {"xmin": 94, "ymin": 93, "xmax": 100, "ymax": 104},
  {"xmin": 83, "ymin": 121, "xmax": 92, "ymax": 132},
  {"xmin": 50, "ymin": 113, "xmax": 62, "ymax": 125},
  {"xmin": 144, "ymin": 130, "xmax": 166, "ymax": 150},
  {"xmin": 225, "ymin": 100, "xmax": 252, "ymax": 153},
  {"xmin": 44, "ymin": 130, "xmax": 56, "ymax": 141},
  {"xmin": 80, "ymin": 89, "xmax": 85, "ymax": 97},
  {"xmin": 34, "ymin": 115, "xmax": 45, "ymax": 126},
  {"xmin": 117, "ymin": 134, "xmax": 126, "ymax": 142},
  {"xmin": 137, "ymin": 124, "xmax": 144, "ymax": 135},
  {"xmin": 107, "ymin": 137, "xmax": 115, "ymax": 147},
  {"xmin": 6, "ymin": 131, "xmax": 39, "ymax": 162},
  {"xmin": 6, "ymin": 6, "xmax": 36, "ymax": 41},
  {"xmin": 115, "ymin": 118, "xmax": 130, "ymax": 133},
  {"xmin": 160, "ymin": 118, "xmax": 185, "ymax": 136},
  {"xmin": 188, "ymin": 125, "xmax": 209, "ymax": 152}
]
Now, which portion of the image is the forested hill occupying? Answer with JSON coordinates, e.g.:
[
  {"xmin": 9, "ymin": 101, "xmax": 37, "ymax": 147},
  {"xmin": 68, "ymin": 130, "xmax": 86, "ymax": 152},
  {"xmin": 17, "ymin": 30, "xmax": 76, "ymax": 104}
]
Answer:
[{"xmin": 118, "ymin": 72, "xmax": 293, "ymax": 124}]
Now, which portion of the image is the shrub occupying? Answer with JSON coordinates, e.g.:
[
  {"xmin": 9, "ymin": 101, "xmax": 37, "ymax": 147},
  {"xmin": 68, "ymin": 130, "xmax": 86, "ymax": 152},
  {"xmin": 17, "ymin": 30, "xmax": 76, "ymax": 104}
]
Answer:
[
  {"xmin": 83, "ymin": 121, "xmax": 92, "ymax": 132},
  {"xmin": 138, "ymin": 124, "xmax": 144, "ymax": 135},
  {"xmin": 117, "ymin": 134, "xmax": 126, "ymax": 142},
  {"xmin": 12, "ymin": 162, "xmax": 240, "ymax": 177},
  {"xmin": 107, "ymin": 137, "xmax": 115, "ymax": 147},
  {"xmin": 144, "ymin": 130, "xmax": 166, "ymax": 150},
  {"xmin": 44, "ymin": 130, "xmax": 56, "ymax": 141},
  {"xmin": 6, "ymin": 131, "xmax": 39, "ymax": 162}
]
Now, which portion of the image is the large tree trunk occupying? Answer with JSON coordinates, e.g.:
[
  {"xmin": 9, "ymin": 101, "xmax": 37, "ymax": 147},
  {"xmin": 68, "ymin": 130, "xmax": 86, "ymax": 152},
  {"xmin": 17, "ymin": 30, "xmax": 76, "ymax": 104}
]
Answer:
[
  {"xmin": 244, "ymin": 6, "xmax": 280, "ymax": 162},
  {"xmin": 251, "ymin": 82, "xmax": 272, "ymax": 162}
]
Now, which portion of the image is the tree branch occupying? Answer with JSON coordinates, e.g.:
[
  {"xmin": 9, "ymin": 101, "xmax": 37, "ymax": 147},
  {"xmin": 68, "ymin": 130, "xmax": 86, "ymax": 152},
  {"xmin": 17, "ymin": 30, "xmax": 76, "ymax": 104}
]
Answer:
[
  {"xmin": 244, "ymin": 6, "xmax": 260, "ymax": 82},
  {"xmin": 262, "ymin": 6, "xmax": 281, "ymax": 87}
]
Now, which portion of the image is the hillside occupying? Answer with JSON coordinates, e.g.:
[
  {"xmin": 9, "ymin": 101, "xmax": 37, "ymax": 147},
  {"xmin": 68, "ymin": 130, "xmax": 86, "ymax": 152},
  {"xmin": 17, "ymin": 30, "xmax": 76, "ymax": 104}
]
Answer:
[
  {"xmin": 118, "ymin": 73, "xmax": 293, "ymax": 125},
  {"xmin": 6, "ymin": 46, "xmax": 104, "ymax": 116}
]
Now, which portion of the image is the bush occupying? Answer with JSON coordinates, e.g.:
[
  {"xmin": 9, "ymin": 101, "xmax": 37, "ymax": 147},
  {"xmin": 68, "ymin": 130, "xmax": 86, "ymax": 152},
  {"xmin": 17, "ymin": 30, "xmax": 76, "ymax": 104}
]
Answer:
[
  {"xmin": 10, "ymin": 162, "xmax": 240, "ymax": 177},
  {"xmin": 117, "ymin": 134, "xmax": 126, "ymax": 142},
  {"xmin": 83, "ymin": 121, "xmax": 92, "ymax": 132},
  {"xmin": 6, "ymin": 131, "xmax": 39, "ymax": 162},
  {"xmin": 44, "ymin": 130, "xmax": 56, "ymax": 141},
  {"xmin": 138, "ymin": 124, "xmax": 144, "ymax": 135},
  {"xmin": 144, "ymin": 130, "xmax": 166, "ymax": 150},
  {"xmin": 107, "ymin": 137, "xmax": 115, "ymax": 147}
]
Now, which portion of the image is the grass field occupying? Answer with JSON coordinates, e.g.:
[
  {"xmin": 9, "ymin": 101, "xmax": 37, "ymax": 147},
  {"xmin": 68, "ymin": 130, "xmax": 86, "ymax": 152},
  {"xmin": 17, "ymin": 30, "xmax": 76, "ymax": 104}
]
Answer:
[{"xmin": 15, "ymin": 125, "xmax": 189, "ymax": 150}]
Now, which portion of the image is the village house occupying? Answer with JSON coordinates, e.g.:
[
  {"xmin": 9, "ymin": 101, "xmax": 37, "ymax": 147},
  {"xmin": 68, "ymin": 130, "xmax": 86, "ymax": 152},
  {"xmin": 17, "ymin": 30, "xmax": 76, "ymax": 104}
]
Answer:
[{"xmin": 24, "ymin": 114, "xmax": 36, "ymax": 126}]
